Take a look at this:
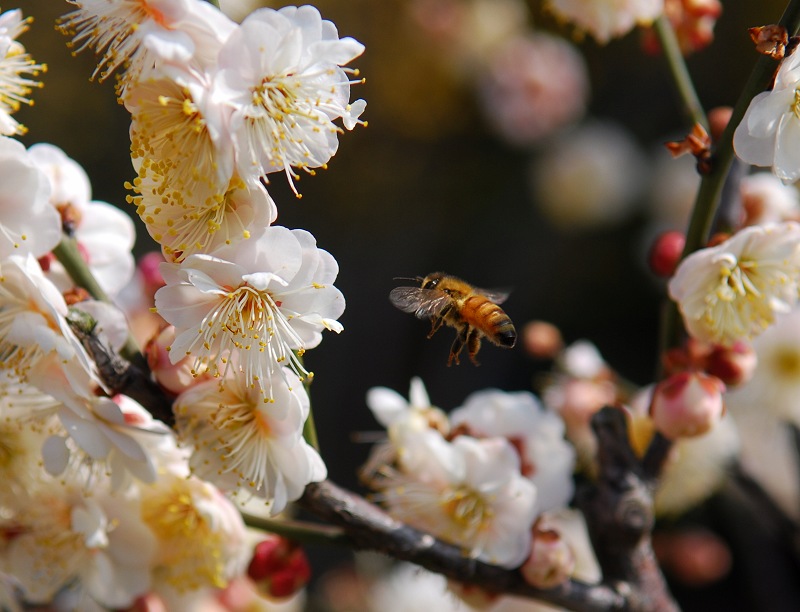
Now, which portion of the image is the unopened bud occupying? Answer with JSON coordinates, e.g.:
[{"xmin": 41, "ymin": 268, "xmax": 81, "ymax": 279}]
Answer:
[
  {"xmin": 146, "ymin": 325, "xmax": 208, "ymax": 395},
  {"xmin": 522, "ymin": 321, "xmax": 564, "ymax": 359},
  {"xmin": 650, "ymin": 371, "xmax": 725, "ymax": 439},
  {"xmin": 248, "ymin": 536, "xmax": 311, "ymax": 600},
  {"xmin": 648, "ymin": 231, "xmax": 686, "ymax": 278},
  {"xmin": 705, "ymin": 342, "xmax": 757, "ymax": 387},
  {"xmin": 138, "ymin": 251, "xmax": 166, "ymax": 296},
  {"xmin": 521, "ymin": 520, "xmax": 575, "ymax": 589}
]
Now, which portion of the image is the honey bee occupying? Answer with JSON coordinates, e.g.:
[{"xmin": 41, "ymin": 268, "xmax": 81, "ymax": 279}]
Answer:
[{"xmin": 390, "ymin": 272, "xmax": 516, "ymax": 366}]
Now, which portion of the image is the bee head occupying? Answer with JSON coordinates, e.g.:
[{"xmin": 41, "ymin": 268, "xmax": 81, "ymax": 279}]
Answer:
[{"xmin": 421, "ymin": 272, "xmax": 445, "ymax": 290}]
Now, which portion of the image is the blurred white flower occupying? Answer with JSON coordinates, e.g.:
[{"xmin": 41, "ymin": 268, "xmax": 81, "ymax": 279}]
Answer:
[
  {"xmin": 141, "ymin": 473, "xmax": 249, "ymax": 593},
  {"xmin": 4, "ymin": 481, "xmax": 156, "ymax": 608},
  {"xmin": 175, "ymin": 367, "xmax": 325, "ymax": 515},
  {"xmin": 0, "ymin": 137, "xmax": 60, "ymax": 259},
  {"xmin": 734, "ymin": 50, "xmax": 800, "ymax": 182},
  {"xmin": 368, "ymin": 562, "xmax": 472, "ymax": 612},
  {"xmin": 739, "ymin": 171, "xmax": 800, "ymax": 228},
  {"xmin": 450, "ymin": 389, "xmax": 575, "ymax": 513},
  {"xmin": 376, "ymin": 430, "xmax": 538, "ymax": 568},
  {"xmin": 668, "ymin": 222, "xmax": 800, "ymax": 346},
  {"xmin": 529, "ymin": 122, "xmax": 647, "ymax": 229},
  {"xmin": 0, "ymin": 9, "xmax": 45, "ymax": 136},
  {"xmin": 627, "ymin": 386, "xmax": 739, "ymax": 517},
  {"xmin": 215, "ymin": 5, "xmax": 365, "ymax": 190},
  {"xmin": 155, "ymin": 226, "xmax": 345, "ymax": 394},
  {"xmin": 477, "ymin": 32, "xmax": 589, "ymax": 146},
  {"xmin": 58, "ymin": 0, "xmax": 236, "ymax": 94},
  {"xmin": 28, "ymin": 143, "xmax": 136, "ymax": 297},
  {"xmin": 366, "ymin": 377, "xmax": 449, "ymax": 434},
  {"xmin": 546, "ymin": 0, "xmax": 663, "ymax": 44},
  {"xmin": 725, "ymin": 308, "xmax": 800, "ymax": 422}
]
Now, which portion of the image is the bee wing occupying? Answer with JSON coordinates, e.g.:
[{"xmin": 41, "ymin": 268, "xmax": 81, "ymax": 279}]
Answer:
[
  {"xmin": 476, "ymin": 288, "xmax": 511, "ymax": 304},
  {"xmin": 389, "ymin": 287, "xmax": 451, "ymax": 319}
]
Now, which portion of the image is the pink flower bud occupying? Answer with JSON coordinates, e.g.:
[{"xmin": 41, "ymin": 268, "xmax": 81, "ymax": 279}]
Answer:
[
  {"xmin": 648, "ymin": 231, "xmax": 686, "ymax": 278},
  {"xmin": 650, "ymin": 372, "xmax": 725, "ymax": 439},
  {"xmin": 145, "ymin": 325, "xmax": 208, "ymax": 396},
  {"xmin": 521, "ymin": 520, "xmax": 576, "ymax": 589},
  {"xmin": 248, "ymin": 536, "xmax": 311, "ymax": 600},
  {"xmin": 705, "ymin": 342, "xmax": 757, "ymax": 387},
  {"xmin": 522, "ymin": 320, "xmax": 563, "ymax": 359}
]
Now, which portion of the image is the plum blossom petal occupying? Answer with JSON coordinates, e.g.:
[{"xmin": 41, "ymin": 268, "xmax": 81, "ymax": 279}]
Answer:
[{"xmin": 669, "ymin": 222, "xmax": 800, "ymax": 345}]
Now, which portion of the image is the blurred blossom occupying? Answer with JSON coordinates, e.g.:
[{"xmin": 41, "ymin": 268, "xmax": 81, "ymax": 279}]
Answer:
[
  {"xmin": 739, "ymin": 171, "xmax": 800, "ymax": 228},
  {"xmin": 546, "ymin": 0, "xmax": 663, "ymax": 44},
  {"xmin": 368, "ymin": 563, "xmax": 472, "ymax": 612},
  {"xmin": 219, "ymin": 0, "xmax": 267, "ymax": 22},
  {"xmin": 649, "ymin": 371, "xmax": 725, "ymax": 439},
  {"xmin": 28, "ymin": 143, "xmax": 136, "ymax": 297},
  {"xmin": 529, "ymin": 122, "xmax": 647, "ymax": 229},
  {"xmin": 409, "ymin": 0, "xmax": 529, "ymax": 74},
  {"xmin": 642, "ymin": 0, "xmax": 722, "ymax": 55},
  {"xmin": 646, "ymin": 147, "xmax": 700, "ymax": 230},
  {"xmin": 669, "ymin": 222, "xmax": 800, "ymax": 346},
  {"xmin": 725, "ymin": 308, "xmax": 800, "ymax": 423},
  {"xmin": 628, "ymin": 386, "xmax": 739, "ymax": 517},
  {"xmin": 542, "ymin": 341, "xmax": 619, "ymax": 469},
  {"xmin": 477, "ymin": 32, "xmax": 589, "ymax": 147},
  {"xmin": 521, "ymin": 519, "xmax": 576, "ymax": 589}
]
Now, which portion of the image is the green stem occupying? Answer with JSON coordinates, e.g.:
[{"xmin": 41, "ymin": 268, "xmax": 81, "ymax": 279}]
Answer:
[
  {"xmin": 54, "ymin": 237, "xmax": 109, "ymax": 303},
  {"xmin": 202, "ymin": 0, "xmax": 221, "ymax": 8},
  {"xmin": 53, "ymin": 236, "xmax": 141, "ymax": 360},
  {"xmin": 661, "ymin": 0, "xmax": 800, "ymax": 355},
  {"xmin": 296, "ymin": 353, "xmax": 320, "ymax": 451},
  {"xmin": 654, "ymin": 15, "xmax": 708, "ymax": 129},
  {"xmin": 242, "ymin": 513, "xmax": 350, "ymax": 546}
]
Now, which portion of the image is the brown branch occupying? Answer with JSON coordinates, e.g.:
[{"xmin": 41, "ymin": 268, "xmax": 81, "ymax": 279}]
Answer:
[
  {"xmin": 66, "ymin": 310, "xmax": 175, "ymax": 426},
  {"xmin": 298, "ymin": 479, "xmax": 627, "ymax": 612},
  {"xmin": 577, "ymin": 407, "xmax": 679, "ymax": 612}
]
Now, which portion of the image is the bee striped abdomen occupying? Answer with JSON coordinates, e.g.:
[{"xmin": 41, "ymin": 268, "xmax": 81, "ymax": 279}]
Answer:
[{"xmin": 463, "ymin": 296, "xmax": 517, "ymax": 347}]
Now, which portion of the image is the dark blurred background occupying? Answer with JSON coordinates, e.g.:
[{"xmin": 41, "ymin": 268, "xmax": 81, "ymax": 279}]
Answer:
[{"xmin": 17, "ymin": 1, "xmax": 796, "ymax": 609}]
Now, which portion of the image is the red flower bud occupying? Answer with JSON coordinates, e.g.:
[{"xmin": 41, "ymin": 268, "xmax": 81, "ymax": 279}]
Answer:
[
  {"xmin": 649, "ymin": 231, "xmax": 686, "ymax": 277},
  {"xmin": 248, "ymin": 536, "xmax": 311, "ymax": 600}
]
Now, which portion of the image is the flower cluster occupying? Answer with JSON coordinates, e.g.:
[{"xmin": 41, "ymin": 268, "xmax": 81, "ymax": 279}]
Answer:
[
  {"xmin": 361, "ymin": 379, "xmax": 576, "ymax": 570},
  {"xmin": 0, "ymin": 1, "xmax": 365, "ymax": 607}
]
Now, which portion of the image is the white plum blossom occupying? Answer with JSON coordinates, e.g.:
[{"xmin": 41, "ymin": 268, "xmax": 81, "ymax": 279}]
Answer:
[
  {"xmin": 126, "ymin": 67, "xmax": 237, "ymax": 214},
  {"xmin": 734, "ymin": 50, "xmax": 800, "ymax": 183},
  {"xmin": 3, "ymin": 480, "xmax": 156, "ymax": 608},
  {"xmin": 450, "ymin": 389, "xmax": 576, "ymax": 513},
  {"xmin": 215, "ymin": 5, "xmax": 366, "ymax": 189},
  {"xmin": 58, "ymin": 0, "xmax": 236, "ymax": 94},
  {"xmin": 0, "ymin": 254, "xmax": 94, "ymax": 387},
  {"xmin": 174, "ymin": 367, "xmax": 326, "ymax": 515},
  {"xmin": 376, "ymin": 431, "xmax": 538, "ymax": 568},
  {"xmin": 546, "ymin": 0, "xmax": 663, "ymax": 44},
  {"xmin": 0, "ymin": 9, "xmax": 46, "ymax": 136},
  {"xmin": 740, "ymin": 172, "xmax": 800, "ymax": 227},
  {"xmin": 155, "ymin": 225, "xmax": 344, "ymax": 394},
  {"xmin": 366, "ymin": 376, "xmax": 449, "ymax": 434},
  {"xmin": 0, "ymin": 137, "xmax": 60, "ymax": 259},
  {"xmin": 140, "ymin": 473, "xmax": 249, "ymax": 593},
  {"xmin": 28, "ymin": 143, "xmax": 136, "ymax": 297},
  {"xmin": 668, "ymin": 222, "xmax": 800, "ymax": 346},
  {"xmin": 133, "ymin": 171, "xmax": 277, "ymax": 263}
]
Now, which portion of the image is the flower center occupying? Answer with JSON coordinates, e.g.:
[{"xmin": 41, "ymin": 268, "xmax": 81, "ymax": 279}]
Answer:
[
  {"xmin": 440, "ymin": 485, "xmax": 492, "ymax": 537},
  {"xmin": 771, "ymin": 346, "xmax": 800, "ymax": 381}
]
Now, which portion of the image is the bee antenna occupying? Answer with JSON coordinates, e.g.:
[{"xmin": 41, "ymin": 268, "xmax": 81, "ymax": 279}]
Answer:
[{"xmin": 393, "ymin": 276, "xmax": 421, "ymax": 282}]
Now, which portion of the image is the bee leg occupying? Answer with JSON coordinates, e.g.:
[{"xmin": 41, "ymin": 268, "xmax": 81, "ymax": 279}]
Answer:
[
  {"xmin": 427, "ymin": 315, "xmax": 445, "ymax": 339},
  {"xmin": 467, "ymin": 328, "xmax": 482, "ymax": 366},
  {"xmin": 448, "ymin": 327, "xmax": 468, "ymax": 366}
]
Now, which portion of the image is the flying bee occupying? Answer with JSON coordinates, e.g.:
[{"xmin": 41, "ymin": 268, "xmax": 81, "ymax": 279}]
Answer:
[{"xmin": 390, "ymin": 272, "xmax": 516, "ymax": 366}]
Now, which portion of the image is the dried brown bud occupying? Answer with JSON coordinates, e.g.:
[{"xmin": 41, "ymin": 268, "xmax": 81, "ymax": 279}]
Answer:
[{"xmin": 749, "ymin": 25, "xmax": 789, "ymax": 59}]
